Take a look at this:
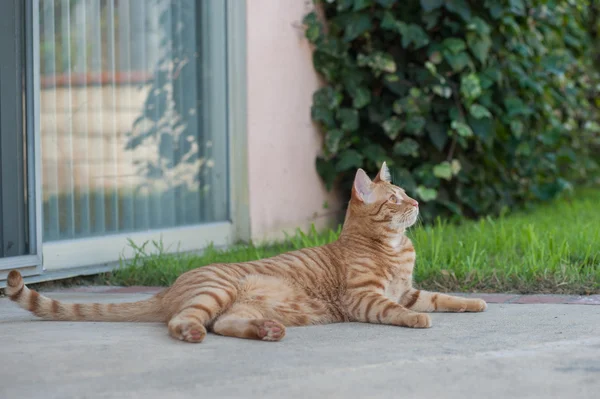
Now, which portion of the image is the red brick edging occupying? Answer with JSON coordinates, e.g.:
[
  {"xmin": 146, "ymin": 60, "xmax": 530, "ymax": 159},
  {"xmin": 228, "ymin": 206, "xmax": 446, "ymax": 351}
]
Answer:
[
  {"xmin": 451, "ymin": 293, "xmax": 600, "ymax": 305},
  {"xmin": 57, "ymin": 286, "xmax": 600, "ymax": 305}
]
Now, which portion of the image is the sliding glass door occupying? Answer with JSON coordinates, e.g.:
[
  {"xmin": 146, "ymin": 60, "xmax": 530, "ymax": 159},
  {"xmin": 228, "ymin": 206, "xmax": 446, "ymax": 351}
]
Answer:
[
  {"xmin": 38, "ymin": 0, "xmax": 234, "ymax": 271},
  {"xmin": 39, "ymin": 0, "xmax": 229, "ymax": 243},
  {"xmin": 0, "ymin": 0, "xmax": 243, "ymax": 283}
]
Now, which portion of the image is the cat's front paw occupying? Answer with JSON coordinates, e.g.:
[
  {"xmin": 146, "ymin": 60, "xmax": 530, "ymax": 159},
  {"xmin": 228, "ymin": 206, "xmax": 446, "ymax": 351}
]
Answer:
[
  {"xmin": 406, "ymin": 313, "xmax": 432, "ymax": 328},
  {"xmin": 466, "ymin": 299, "xmax": 487, "ymax": 312}
]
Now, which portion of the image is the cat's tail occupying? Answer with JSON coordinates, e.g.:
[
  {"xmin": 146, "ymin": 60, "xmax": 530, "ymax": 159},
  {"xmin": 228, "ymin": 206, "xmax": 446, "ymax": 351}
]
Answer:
[{"xmin": 5, "ymin": 270, "xmax": 167, "ymax": 322}]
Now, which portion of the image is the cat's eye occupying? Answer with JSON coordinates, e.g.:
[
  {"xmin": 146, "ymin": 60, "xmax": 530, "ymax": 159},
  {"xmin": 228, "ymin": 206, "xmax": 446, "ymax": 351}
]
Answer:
[{"xmin": 389, "ymin": 195, "xmax": 398, "ymax": 203}]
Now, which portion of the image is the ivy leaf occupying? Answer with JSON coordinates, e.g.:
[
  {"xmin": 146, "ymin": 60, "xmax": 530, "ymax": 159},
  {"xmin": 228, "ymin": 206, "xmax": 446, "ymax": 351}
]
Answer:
[
  {"xmin": 442, "ymin": 38, "xmax": 467, "ymax": 54},
  {"xmin": 392, "ymin": 168, "xmax": 417, "ymax": 192},
  {"xmin": 303, "ymin": 13, "xmax": 322, "ymax": 43},
  {"xmin": 313, "ymin": 86, "xmax": 343, "ymax": 108},
  {"xmin": 439, "ymin": 199, "xmax": 462, "ymax": 215},
  {"xmin": 337, "ymin": 108, "xmax": 360, "ymax": 131},
  {"xmin": 467, "ymin": 32, "xmax": 492, "ymax": 63},
  {"xmin": 393, "ymin": 138, "xmax": 420, "ymax": 157},
  {"xmin": 429, "ymin": 51, "xmax": 443, "ymax": 64},
  {"xmin": 510, "ymin": 120, "xmax": 524, "ymax": 138},
  {"xmin": 444, "ymin": 18, "xmax": 462, "ymax": 33},
  {"xmin": 460, "ymin": 73, "xmax": 482, "ymax": 100},
  {"xmin": 468, "ymin": 115, "xmax": 494, "ymax": 142},
  {"xmin": 444, "ymin": 0, "xmax": 471, "ymax": 21},
  {"xmin": 382, "ymin": 117, "xmax": 404, "ymax": 140},
  {"xmin": 384, "ymin": 73, "xmax": 400, "ymax": 83},
  {"xmin": 343, "ymin": 13, "xmax": 373, "ymax": 42},
  {"xmin": 508, "ymin": 0, "xmax": 525, "ymax": 16},
  {"xmin": 426, "ymin": 120, "xmax": 448, "ymax": 151},
  {"xmin": 382, "ymin": 13, "xmax": 429, "ymax": 49},
  {"xmin": 444, "ymin": 51, "xmax": 471, "ymax": 72},
  {"xmin": 532, "ymin": 182, "xmax": 563, "ymax": 201},
  {"xmin": 368, "ymin": 101, "xmax": 391, "ymax": 124},
  {"xmin": 410, "ymin": 88, "xmax": 422, "ymax": 98},
  {"xmin": 416, "ymin": 186, "xmax": 438, "ymax": 201},
  {"xmin": 422, "ymin": 9, "xmax": 442, "ymax": 30},
  {"xmin": 311, "ymin": 106, "xmax": 335, "ymax": 128},
  {"xmin": 336, "ymin": 0, "xmax": 355, "ymax": 11},
  {"xmin": 381, "ymin": 11, "xmax": 404, "ymax": 31},
  {"xmin": 401, "ymin": 24, "xmax": 430, "ymax": 49},
  {"xmin": 433, "ymin": 85, "xmax": 452, "ymax": 98},
  {"xmin": 469, "ymin": 104, "xmax": 492, "ymax": 119},
  {"xmin": 316, "ymin": 157, "xmax": 336, "ymax": 190},
  {"xmin": 485, "ymin": 0, "xmax": 505, "ymax": 19},
  {"xmin": 433, "ymin": 162, "xmax": 453, "ymax": 180},
  {"xmin": 584, "ymin": 121, "xmax": 600, "ymax": 133},
  {"xmin": 466, "ymin": 17, "xmax": 491, "ymax": 35},
  {"xmin": 363, "ymin": 143, "xmax": 387, "ymax": 163},
  {"xmin": 325, "ymin": 129, "xmax": 345, "ymax": 155},
  {"xmin": 420, "ymin": 0, "xmax": 443, "ymax": 12},
  {"xmin": 317, "ymin": 37, "xmax": 346, "ymax": 58},
  {"xmin": 405, "ymin": 115, "xmax": 427, "ymax": 135},
  {"xmin": 504, "ymin": 96, "xmax": 527, "ymax": 117},
  {"xmin": 449, "ymin": 106, "xmax": 460, "ymax": 121},
  {"xmin": 392, "ymin": 96, "xmax": 421, "ymax": 115},
  {"xmin": 341, "ymin": 67, "xmax": 366, "ymax": 92},
  {"xmin": 451, "ymin": 159, "xmax": 462, "ymax": 175},
  {"xmin": 349, "ymin": 86, "xmax": 371, "ymax": 108},
  {"xmin": 353, "ymin": 0, "xmax": 373, "ymax": 11},
  {"xmin": 392, "ymin": 100, "xmax": 404, "ymax": 115},
  {"xmin": 312, "ymin": 51, "xmax": 340, "ymax": 81},
  {"xmin": 556, "ymin": 147, "xmax": 577, "ymax": 163},
  {"xmin": 357, "ymin": 52, "xmax": 397, "ymax": 75},
  {"xmin": 516, "ymin": 141, "xmax": 532, "ymax": 156},
  {"xmin": 480, "ymin": 67, "xmax": 500, "ymax": 89},
  {"xmin": 336, "ymin": 149, "xmax": 364, "ymax": 171},
  {"xmin": 451, "ymin": 120, "xmax": 474, "ymax": 137},
  {"xmin": 425, "ymin": 61, "xmax": 437, "ymax": 75}
]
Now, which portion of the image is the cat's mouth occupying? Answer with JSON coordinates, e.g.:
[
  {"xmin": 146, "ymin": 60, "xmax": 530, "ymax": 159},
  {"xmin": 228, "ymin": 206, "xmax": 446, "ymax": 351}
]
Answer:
[
  {"xmin": 405, "ymin": 212, "xmax": 419, "ymax": 228},
  {"xmin": 393, "ymin": 210, "xmax": 419, "ymax": 229}
]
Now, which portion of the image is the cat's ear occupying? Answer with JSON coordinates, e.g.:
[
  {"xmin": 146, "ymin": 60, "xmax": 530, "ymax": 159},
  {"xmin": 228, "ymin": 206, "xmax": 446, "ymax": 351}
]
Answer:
[
  {"xmin": 352, "ymin": 169, "xmax": 375, "ymax": 203},
  {"xmin": 373, "ymin": 161, "xmax": 391, "ymax": 183}
]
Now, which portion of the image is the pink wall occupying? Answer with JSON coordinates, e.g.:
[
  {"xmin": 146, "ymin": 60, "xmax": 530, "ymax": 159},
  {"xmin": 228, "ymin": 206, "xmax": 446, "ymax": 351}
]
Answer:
[{"xmin": 246, "ymin": 0, "xmax": 341, "ymax": 241}]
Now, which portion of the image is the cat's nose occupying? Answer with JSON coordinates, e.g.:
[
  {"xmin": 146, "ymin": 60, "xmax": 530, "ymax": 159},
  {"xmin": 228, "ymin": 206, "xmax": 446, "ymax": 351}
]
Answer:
[{"xmin": 410, "ymin": 199, "xmax": 419, "ymax": 207}]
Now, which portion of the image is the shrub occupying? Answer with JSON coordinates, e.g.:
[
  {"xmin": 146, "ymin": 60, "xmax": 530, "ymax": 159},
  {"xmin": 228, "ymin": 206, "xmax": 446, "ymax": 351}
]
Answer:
[{"xmin": 304, "ymin": 0, "xmax": 600, "ymax": 221}]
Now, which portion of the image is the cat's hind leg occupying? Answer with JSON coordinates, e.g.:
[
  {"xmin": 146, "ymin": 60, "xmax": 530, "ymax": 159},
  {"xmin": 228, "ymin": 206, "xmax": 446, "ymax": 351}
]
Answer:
[
  {"xmin": 212, "ymin": 304, "xmax": 286, "ymax": 342},
  {"xmin": 168, "ymin": 307, "xmax": 209, "ymax": 343},
  {"xmin": 167, "ymin": 287, "xmax": 237, "ymax": 343}
]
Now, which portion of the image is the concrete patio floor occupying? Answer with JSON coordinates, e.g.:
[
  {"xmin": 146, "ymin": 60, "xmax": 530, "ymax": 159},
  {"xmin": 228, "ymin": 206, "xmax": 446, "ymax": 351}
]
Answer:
[{"xmin": 1, "ymin": 291, "xmax": 599, "ymax": 399}]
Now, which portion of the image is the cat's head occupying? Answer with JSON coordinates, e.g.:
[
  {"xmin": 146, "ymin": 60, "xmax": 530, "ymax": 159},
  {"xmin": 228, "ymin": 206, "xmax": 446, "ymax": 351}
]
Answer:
[{"xmin": 348, "ymin": 162, "xmax": 419, "ymax": 230}]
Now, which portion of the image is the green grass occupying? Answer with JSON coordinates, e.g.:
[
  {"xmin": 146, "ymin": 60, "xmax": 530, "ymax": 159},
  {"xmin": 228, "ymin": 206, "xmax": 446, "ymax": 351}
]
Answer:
[{"xmin": 102, "ymin": 188, "xmax": 600, "ymax": 294}]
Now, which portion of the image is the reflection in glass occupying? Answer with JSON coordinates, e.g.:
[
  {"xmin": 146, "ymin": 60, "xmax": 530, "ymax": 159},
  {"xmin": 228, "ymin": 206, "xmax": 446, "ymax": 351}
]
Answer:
[{"xmin": 39, "ymin": 0, "xmax": 228, "ymax": 241}]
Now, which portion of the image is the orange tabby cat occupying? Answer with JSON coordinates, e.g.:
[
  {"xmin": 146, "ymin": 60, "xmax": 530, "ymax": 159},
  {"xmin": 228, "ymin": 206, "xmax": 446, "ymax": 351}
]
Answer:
[{"xmin": 6, "ymin": 163, "xmax": 486, "ymax": 343}]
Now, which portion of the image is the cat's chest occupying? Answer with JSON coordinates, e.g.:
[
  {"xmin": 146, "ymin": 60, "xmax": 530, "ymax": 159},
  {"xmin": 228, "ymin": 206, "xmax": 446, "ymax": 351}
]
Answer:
[
  {"xmin": 383, "ymin": 249, "xmax": 415, "ymax": 301},
  {"xmin": 384, "ymin": 269, "xmax": 413, "ymax": 301}
]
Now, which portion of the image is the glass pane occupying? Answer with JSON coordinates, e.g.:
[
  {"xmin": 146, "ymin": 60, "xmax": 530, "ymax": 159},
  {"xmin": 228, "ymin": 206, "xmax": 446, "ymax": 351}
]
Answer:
[
  {"xmin": 0, "ymin": 0, "xmax": 29, "ymax": 257},
  {"xmin": 38, "ymin": 0, "xmax": 229, "ymax": 242}
]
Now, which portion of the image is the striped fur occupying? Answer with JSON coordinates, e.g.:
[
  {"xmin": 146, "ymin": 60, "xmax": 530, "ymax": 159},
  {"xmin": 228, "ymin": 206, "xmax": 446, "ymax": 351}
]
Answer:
[{"xmin": 5, "ymin": 163, "xmax": 486, "ymax": 343}]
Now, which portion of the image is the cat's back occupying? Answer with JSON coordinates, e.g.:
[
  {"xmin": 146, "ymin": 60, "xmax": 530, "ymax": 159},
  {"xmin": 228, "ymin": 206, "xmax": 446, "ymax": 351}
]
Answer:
[
  {"xmin": 261, "ymin": 243, "xmax": 346, "ymax": 287},
  {"xmin": 173, "ymin": 242, "xmax": 344, "ymax": 286}
]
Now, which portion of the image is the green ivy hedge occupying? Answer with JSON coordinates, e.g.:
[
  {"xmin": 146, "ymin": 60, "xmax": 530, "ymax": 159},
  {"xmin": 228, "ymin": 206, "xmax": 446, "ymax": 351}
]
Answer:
[{"xmin": 304, "ymin": 0, "xmax": 600, "ymax": 221}]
